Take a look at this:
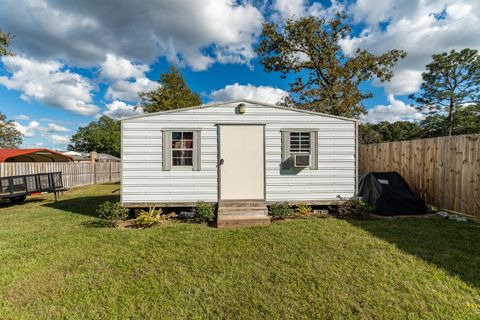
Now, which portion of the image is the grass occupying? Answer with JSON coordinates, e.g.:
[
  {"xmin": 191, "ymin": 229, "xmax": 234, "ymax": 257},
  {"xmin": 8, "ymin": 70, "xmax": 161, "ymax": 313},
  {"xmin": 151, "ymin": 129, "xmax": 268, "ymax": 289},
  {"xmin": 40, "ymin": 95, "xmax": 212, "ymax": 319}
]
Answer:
[{"xmin": 0, "ymin": 184, "xmax": 479, "ymax": 319}]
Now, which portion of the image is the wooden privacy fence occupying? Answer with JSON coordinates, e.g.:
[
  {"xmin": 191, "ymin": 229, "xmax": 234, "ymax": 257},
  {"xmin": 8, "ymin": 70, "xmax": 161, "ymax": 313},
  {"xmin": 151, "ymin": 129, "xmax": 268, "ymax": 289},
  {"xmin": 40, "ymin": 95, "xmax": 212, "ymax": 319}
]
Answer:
[
  {"xmin": 359, "ymin": 134, "xmax": 480, "ymax": 218},
  {"xmin": 0, "ymin": 162, "xmax": 121, "ymax": 189}
]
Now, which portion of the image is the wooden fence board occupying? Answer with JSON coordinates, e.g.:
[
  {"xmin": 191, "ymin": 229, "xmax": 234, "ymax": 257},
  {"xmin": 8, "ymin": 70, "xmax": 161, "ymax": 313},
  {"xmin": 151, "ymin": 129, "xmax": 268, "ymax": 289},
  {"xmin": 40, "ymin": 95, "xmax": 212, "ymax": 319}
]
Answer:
[
  {"xmin": 360, "ymin": 134, "xmax": 480, "ymax": 218},
  {"xmin": 475, "ymin": 136, "xmax": 480, "ymax": 215},
  {"xmin": 0, "ymin": 162, "xmax": 121, "ymax": 189}
]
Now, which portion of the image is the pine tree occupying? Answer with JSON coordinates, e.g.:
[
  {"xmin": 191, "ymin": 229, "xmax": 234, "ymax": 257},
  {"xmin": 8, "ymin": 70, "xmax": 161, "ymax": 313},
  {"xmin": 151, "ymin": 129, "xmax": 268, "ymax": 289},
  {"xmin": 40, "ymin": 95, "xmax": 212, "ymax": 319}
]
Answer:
[
  {"xmin": 139, "ymin": 66, "xmax": 201, "ymax": 113},
  {"xmin": 410, "ymin": 48, "xmax": 480, "ymax": 136}
]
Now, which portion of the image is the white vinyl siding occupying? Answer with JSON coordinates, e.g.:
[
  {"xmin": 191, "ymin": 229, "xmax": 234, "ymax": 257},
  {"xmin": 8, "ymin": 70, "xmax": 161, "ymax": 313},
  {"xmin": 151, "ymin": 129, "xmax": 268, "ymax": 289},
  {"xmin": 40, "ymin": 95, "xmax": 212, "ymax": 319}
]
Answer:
[{"xmin": 121, "ymin": 102, "xmax": 356, "ymax": 205}]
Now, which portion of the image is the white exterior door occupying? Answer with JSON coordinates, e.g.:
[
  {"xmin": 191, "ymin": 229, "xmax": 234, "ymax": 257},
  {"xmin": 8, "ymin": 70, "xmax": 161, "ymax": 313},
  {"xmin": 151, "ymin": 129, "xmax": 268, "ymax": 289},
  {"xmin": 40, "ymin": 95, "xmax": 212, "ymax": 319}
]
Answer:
[{"xmin": 219, "ymin": 125, "xmax": 264, "ymax": 200}]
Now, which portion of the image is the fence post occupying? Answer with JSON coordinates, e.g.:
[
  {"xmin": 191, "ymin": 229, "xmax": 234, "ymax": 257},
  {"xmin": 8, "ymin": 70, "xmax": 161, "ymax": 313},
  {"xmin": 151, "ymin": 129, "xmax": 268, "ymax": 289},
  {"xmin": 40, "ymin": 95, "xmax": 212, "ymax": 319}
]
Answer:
[{"xmin": 93, "ymin": 162, "xmax": 97, "ymax": 185}]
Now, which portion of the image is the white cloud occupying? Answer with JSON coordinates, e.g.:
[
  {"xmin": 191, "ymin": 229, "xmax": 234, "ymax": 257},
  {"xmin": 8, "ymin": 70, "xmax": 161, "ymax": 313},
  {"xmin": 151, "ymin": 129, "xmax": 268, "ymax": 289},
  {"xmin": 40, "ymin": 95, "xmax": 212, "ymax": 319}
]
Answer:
[
  {"xmin": 14, "ymin": 120, "xmax": 70, "ymax": 148},
  {"xmin": 100, "ymin": 54, "xmax": 159, "ymax": 102},
  {"xmin": 100, "ymin": 54, "xmax": 149, "ymax": 81},
  {"xmin": 15, "ymin": 114, "xmax": 30, "ymax": 121},
  {"xmin": 272, "ymin": 0, "xmax": 344, "ymax": 21},
  {"xmin": 40, "ymin": 123, "xmax": 70, "ymax": 133},
  {"xmin": 273, "ymin": 0, "xmax": 306, "ymax": 19},
  {"xmin": 0, "ymin": 56, "xmax": 99, "ymax": 115},
  {"xmin": 350, "ymin": 0, "xmax": 394, "ymax": 26},
  {"xmin": 14, "ymin": 121, "xmax": 40, "ymax": 137},
  {"xmin": 22, "ymin": 141, "xmax": 45, "ymax": 149},
  {"xmin": 210, "ymin": 83, "xmax": 288, "ymax": 104},
  {"xmin": 105, "ymin": 77, "xmax": 159, "ymax": 102},
  {"xmin": 362, "ymin": 95, "xmax": 425, "ymax": 123},
  {"xmin": 307, "ymin": 0, "xmax": 345, "ymax": 20},
  {"xmin": 378, "ymin": 70, "xmax": 423, "ymax": 96},
  {"xmin": 343, "ymin": 0, "xmax": 480, "ymax": 95},
  {"xmin": 50, "ymin": 135, "xmax": 70, "ymax": 145},
  {"xmin": 0, "ymin": 0, "xmax": 264, "ymax": 71},
  {"xmin": 446, "ymin": 2, "xmax": 473, "ymax": 19},
  {"xmin": 102, "ymin": 100, "xmax": 143, "ymax": 120}
]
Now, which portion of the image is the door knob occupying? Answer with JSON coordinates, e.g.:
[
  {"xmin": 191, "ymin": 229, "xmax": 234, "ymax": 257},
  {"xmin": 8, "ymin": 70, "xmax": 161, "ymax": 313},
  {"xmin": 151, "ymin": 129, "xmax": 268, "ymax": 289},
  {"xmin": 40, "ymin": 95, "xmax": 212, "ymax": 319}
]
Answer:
[{"xmin": 217, "ymin": 158, "xmax": 224, "ymax": 166}]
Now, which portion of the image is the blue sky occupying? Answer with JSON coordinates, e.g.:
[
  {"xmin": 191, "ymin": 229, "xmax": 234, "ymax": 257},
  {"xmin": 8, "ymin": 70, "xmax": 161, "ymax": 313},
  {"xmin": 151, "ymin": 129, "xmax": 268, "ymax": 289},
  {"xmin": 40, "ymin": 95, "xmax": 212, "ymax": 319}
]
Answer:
[{"xmin": 0, "ymin": 0, "xmax": 479, "ymax": 150}]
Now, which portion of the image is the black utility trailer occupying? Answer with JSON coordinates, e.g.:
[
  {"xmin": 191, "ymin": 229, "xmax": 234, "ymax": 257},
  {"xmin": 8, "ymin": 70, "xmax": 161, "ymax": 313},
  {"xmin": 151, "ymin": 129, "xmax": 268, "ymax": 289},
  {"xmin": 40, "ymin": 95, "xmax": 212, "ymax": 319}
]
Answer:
[{"xmin": 0, "ymin": 172, "xmax": 65, "ymax": 203}]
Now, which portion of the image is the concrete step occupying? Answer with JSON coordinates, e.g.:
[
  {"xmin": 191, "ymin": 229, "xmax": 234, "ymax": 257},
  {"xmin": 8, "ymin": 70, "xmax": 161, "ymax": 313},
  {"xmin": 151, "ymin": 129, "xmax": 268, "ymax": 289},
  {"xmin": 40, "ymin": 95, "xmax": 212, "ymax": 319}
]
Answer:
[
  {"xmin": 218, "ymin": 213, "xmax": 270, "ymax": 220},
  {"xmin": 216, "ymin": 199, "xmax": 270, "ymax": 228},
  {"xmin": 217, "ymin": 215, "xmax": 271, "ymax": 228},
  {"xmin": 218, "ymin": 206, "xmax": 268, "ymax": 212},
  {"xmin": 218, "ymin": 200, "xmax": 267, "ymax": 208},
  {"xmin": 218, "ymin": 209, "xmax": 268, "ymax": 216}
]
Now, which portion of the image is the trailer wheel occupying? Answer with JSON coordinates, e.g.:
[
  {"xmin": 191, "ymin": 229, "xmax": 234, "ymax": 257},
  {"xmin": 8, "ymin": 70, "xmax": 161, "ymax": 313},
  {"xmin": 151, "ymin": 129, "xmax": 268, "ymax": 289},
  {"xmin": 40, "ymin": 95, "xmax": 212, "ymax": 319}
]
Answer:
[{"xmin": 9, "ymin": 195, "xmax": 27, "ymax": 204}]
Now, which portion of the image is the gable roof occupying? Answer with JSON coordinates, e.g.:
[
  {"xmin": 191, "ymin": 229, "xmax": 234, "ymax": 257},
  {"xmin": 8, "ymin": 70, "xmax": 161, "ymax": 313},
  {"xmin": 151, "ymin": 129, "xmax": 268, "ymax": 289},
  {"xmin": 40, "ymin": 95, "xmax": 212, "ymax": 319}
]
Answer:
[
  {"xmin": 0, "ymin": 149, "xmax": 73, "ymax": 163},
  {"xmin": 121, "ymin": 99, "xmax": 359, "ymax": 123}
]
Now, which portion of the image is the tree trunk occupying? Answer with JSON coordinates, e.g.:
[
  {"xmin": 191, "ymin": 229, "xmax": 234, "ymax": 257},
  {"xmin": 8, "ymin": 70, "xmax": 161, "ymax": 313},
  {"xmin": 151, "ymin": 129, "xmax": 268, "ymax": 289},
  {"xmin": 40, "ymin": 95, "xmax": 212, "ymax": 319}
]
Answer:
[{"xmin": 447, "ymin": 98, "xmax": 454, "ymax": 136}]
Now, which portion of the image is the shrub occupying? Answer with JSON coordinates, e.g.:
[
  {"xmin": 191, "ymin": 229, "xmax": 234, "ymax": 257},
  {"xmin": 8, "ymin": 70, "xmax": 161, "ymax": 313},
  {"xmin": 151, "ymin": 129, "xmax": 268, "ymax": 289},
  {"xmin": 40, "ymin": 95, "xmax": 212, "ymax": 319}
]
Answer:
[
  {"xmin": 269, "ymin": 203, "xmax": 295, "ymax": 217},
  {"xmin": 193, "ymin": 201, "xmax": 216, "ymax": 223},
  {"xmin": 135, "ymin": 206, "xmax": 166, "ymax": 227},
  {"xmin": 296, "ymin": 203, "xmax": 313, "ymax": 216},
  {"xmin": 96, "ymin": 201, "xmax": 129, "ymax": 226},
  {"xmin": 330, "ymin": 196, "xmax": 375, "ymax": 219}
]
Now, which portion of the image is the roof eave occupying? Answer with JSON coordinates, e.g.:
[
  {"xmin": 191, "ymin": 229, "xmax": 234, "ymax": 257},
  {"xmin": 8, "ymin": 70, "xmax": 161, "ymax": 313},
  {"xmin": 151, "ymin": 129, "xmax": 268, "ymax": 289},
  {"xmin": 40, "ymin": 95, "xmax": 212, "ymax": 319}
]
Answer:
[{"xmin": 120, "ymin": 99, "xmax": 359, "ymax": 123}]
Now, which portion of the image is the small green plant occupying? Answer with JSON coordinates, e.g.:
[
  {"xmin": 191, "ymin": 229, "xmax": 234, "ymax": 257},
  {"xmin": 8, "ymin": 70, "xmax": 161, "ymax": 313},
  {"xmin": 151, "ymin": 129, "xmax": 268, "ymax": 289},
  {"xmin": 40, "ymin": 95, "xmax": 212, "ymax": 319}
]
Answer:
[
  {"xmin": 296, "ymin": 203, "xmax": 313, "ymax": 216},
  {"xmin": 135, "ymin": 206, "xmax": 165, "ymax": 227},
  {"xmin": 96, "ymin": 201, "xmax": 129, "ymax": 227},
  {"xmin": 193, "ymin": 201, "xmax": 216, "ymax": 223},
  {"xmin": 330, "ymin": 196, "xmax": 375, "ymax": 219},
  {"xmin": 269, "ymin": 203, "xmax": 295, "ymax": 217}
]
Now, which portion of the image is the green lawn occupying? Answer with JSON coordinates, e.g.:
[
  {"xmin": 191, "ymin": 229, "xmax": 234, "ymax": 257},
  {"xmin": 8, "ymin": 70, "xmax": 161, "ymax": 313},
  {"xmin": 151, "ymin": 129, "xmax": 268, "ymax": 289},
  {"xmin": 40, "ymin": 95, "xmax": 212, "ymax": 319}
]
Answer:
[{"xmin": 0, "ymin": 184, "xmax": 479, "ymax": 319}]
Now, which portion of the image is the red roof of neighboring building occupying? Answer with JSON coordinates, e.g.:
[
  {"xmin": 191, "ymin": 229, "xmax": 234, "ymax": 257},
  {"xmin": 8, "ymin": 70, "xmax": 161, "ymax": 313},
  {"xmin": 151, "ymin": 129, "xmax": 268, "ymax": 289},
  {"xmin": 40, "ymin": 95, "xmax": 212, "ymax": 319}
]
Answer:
[{"xmin": 0, "ymin": 149, "xmax": 73, "ymax": 163}]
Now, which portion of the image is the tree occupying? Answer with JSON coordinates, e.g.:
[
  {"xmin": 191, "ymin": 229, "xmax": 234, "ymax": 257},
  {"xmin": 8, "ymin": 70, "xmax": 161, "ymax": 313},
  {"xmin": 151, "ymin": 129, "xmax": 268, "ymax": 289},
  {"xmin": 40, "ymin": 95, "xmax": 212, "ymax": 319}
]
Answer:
[
  {"xmin": 453, "ymin": 104, "xmax": 480, "ymax": 135},
  {"xmin": 0, "ymin": 31, "xmax": 21, "ymax": 148},
  {"xmin": 0, "ymin": 29, "xmax": 13, "ymax": 56},
  {"xmin": 256, "ymin": 12, "xmax": 407, "ymax": 118},
  {"xmin": 68, "ymin": 116, "xmax": 120, "ymax": 157},
  {"xmin": 419, "ymin": 115, "xmax": 448, "ymax": 138},
  {"xmin": 0, "ymin": 112, "xmax": 22, "ymax": 148},
  {"xmin": 374, "ymin": 121, "xmax": 423, "ymax": 142},
  {"xmin": 410, "ymin": 48, "xmax": 480, "ymax": 136},
  {"xmin": 359, "ymin": 121, "xmax": 423, "ymax": 145},
  {"xmin": 420, "ymin": 104, "xmax": 480, "ymax": 138},
  {"xmin": 139, "ymin": 66, "xmax": 201, "ymax": 113},
  {"xmin": 359, "ymin": 124, "xmax": 383, "ymax": 144}
]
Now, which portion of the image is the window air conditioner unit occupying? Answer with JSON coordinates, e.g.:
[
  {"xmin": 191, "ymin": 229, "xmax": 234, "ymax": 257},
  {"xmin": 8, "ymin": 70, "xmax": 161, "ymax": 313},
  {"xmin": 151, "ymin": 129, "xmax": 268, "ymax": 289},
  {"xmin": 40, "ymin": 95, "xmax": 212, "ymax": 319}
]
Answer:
[{"xmin": 293, "ymin": 154, "xmax": 310, "ymax": 167}]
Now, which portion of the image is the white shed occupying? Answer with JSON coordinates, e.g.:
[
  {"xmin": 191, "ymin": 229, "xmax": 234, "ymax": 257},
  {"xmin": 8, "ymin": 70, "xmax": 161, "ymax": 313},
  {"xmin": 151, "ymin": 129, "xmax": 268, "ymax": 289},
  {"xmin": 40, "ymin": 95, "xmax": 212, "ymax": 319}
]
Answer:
[{"xmin": 121, "ymin": 100, "xmax": 358, "ymax": 227}]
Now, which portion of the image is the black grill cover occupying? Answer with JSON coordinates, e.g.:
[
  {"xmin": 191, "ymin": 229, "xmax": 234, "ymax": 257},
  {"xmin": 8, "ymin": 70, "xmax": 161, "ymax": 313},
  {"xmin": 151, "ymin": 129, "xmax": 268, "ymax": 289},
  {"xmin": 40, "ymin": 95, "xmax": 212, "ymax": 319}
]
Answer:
[{"xmin": 358, "ymin": 172, "xmax": 428, "ymax": 215}]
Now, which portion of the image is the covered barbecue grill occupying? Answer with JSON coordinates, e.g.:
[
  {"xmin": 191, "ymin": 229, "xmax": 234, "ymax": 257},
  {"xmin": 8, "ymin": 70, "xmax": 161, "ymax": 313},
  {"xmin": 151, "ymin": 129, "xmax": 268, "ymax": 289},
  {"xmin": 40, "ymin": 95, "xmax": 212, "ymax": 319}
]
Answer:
[{"xmin": 358, "ymin": 171, "xmax": 428, "ymax": 215}]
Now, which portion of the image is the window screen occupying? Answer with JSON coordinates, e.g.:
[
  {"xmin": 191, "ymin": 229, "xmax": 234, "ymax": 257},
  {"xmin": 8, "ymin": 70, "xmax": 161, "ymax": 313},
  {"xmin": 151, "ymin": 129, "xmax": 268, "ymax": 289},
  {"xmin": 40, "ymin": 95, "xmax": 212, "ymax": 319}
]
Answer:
[
  {"xmin": 172, "ymin": 131, "xmax": 193, "ymax": 166},
  {"xmin": 290, "ymin": 132, "xmax": 311, "ymax": 153}
]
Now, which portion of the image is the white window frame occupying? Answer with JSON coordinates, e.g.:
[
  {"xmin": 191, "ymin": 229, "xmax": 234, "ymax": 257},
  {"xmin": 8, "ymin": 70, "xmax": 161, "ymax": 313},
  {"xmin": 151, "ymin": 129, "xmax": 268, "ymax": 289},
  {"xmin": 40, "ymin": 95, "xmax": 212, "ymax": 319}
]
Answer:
[{"xmin": 162, "ymin": 129, "xmax": 201, "ymax": 171}]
